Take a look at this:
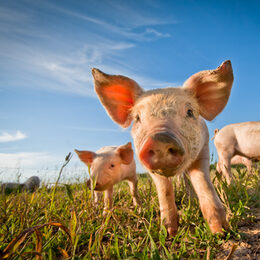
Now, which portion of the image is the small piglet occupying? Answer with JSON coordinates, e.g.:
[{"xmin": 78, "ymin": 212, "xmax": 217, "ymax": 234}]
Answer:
[
  {"xmin": 213, "ymin": 122, "xmax": 260, "ymax": 184},
  {"xmin": 75, "ymin": 142, "xmax": 140, "ymax": 210},
  {"xmin": 92, "ymin": 60, "xmax": 234, "ymax": 235}
]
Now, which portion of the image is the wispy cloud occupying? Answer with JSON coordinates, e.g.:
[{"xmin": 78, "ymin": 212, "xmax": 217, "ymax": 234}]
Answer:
[
  {"xmin": 144, "ymin": 28, "xmax": 170, "ymax": 38},
  {"xmin": 44, "ymin": 1, "xmax": 176, "ymax": 41},
  {"xmin": 0, "ymin": 1, "xmax": 178, "ymax": 96},
  {"xmin": 0, "ymin": 152, "xmax": 50, "ymax": 167},
  {"xmin": 0, "ymin": 131, "xmax": 27, "ymax": 143}
]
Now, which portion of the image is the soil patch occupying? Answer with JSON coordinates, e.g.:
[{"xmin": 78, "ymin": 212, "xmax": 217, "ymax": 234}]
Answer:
[{"xmin": 215, "ymin": 209, "xmax": 260, "ymax": 259}]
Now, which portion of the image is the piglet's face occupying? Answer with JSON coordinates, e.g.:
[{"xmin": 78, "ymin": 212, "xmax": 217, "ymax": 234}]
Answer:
[
  {"xmin": 89, "ymin": 155, "xmax": 121, "ymax": 191},
  {"xmin": 131, "ymin": 88, "xmax": 201, "ymax": 176},
  {"xmin": 93, "ymin": 61, "xmax": 233, "ymax": 177},
  {"xmin": 75, "ymin": 142, "xmax": 133, "ymax": 190}
]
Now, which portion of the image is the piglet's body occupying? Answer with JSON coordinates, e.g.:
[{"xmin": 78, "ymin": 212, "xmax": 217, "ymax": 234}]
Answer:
[
  {"xmin": 214, "ymin": 122, "xmax": 260, "ymax": 184},
  {"xmin": 216, "ymin": 154, "xmax": 253, "ymax": 176},
  {"xmin": 75, "ymin": 142, "xmax": 140, "ymax": 210},
  {"xmin": 92, "ymin": 61, "xmax": 234, "ymax": 236},
  {"xmin": 231, "ymin": 155, "xmax": 252, "ymax": 172}
]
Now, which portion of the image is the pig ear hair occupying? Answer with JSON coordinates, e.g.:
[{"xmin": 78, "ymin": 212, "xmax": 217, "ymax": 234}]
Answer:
[
  {"xmin": 211, "ymin": 129, "xmax": 220, "ymax": 140},
  {"xmin": 92, "ymin": 68, "xmax": 144, "ymax": 128},
  {"xmin": 74, "ymin": 149, "xmax": 96, "ymax": 165},
  {"xmin": 116, "ymin": 142, "xmax": 133, "ymax": 165},
  {"xmin": 183, "ymin": 60, "xmax": 234, "ymax": 121},
  {"xmin": 214, "ymin": 129, "xmax": 219, "ymax": 135}
]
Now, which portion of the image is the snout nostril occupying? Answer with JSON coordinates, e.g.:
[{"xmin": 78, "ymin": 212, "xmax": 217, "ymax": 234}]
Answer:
[
  {"xmin": 168, "ymin": 148, "xmax": 177, "ymax": 156},
  {"xmin": 148, "ymin": 150, "xmax": 155, "ymax": 156}
]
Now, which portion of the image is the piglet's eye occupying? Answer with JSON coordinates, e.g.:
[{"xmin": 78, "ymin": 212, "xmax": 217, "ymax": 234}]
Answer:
[
  {"xmin": 110, "ymin": 164, "xmax": 115, "ymax": 168},
  {"xmin": 135, "ymin": 114, "xmax": 140, "ymax": 122},
  {"xmin": 187, "ymin": 109, "xmax": 194, "ymax": 118}
]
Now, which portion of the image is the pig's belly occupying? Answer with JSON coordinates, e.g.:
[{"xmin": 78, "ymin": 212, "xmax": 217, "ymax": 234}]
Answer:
[{"xmin": 236, "ymin": 135, "xmax": 260, "ymax": 158}]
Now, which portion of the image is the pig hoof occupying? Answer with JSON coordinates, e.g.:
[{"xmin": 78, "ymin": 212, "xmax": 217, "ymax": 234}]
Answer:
[
  {"xmin": 167, "ymin": 227, "xmax": 178, "ymax": 237},
  {"xmin": 222, "ymin": 219, "xmax": 230, "ymax": 231},
  {"xmin": 210, "ymin": 222, "xmax": 226, "ymax": 234}
]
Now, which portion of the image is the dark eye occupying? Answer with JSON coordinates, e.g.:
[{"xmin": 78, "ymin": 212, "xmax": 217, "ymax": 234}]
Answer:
[
  {"xmin": 135, "ymin": 114, "xmax": 140, "ymax": 122},
  {"xmin": 187, "ymin": 109, "xmax": 194, "ymax": 118},
  {"xmin": 110, "ymin": 164, "xmax": 115, "ymax": 168}
]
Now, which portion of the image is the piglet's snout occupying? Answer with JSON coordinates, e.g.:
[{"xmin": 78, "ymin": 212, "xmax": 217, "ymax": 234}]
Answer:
[
  {"xmin": 86, "ymin": 179, "xmax": 91, "ymax": 189},
  {"xmin": 86, "ymin": 179, "xmax": 102, "ymax": 190},
  {"xmin": 139, "ymin": 132, "xmax": 185, "ymax": 172}
]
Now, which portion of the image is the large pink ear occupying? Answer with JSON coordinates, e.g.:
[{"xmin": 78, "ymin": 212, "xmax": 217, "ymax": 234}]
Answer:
[
  {"xmin": 74, "ymin": 149, "xmax": 96, "ymax": 165},
  {"xmin": 92, "ymin": 68, "xmax": 144, "ymax": 128},
  {"xmin": 116, "ymin": 142, "xmax": 134, "ymax": 164},
  {"xmin": 183, "ymin": 60, "xmax": 234, "ymax": 121}
]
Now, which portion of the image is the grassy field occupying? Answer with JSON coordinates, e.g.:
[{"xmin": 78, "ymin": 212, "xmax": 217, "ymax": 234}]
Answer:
[{"xmin": 0, "ymin": 160, "xmax": 259, "ymax": 259}]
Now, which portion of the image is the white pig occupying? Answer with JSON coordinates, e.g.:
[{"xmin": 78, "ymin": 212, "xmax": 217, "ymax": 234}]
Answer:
[
  {"xmin": 75, "ymin": 142, "xmax": 140, "ymax": 210},
  {"xmin": 213, "ymin": 122, "xmax": 260, "ymax": 184},
  {"xmin": 230, "ymin": 155, "xmax": 253, "ymax": 172},
  {"xmin": 92, "ymin": 60, "xmax": 234, "ymax": 235}
]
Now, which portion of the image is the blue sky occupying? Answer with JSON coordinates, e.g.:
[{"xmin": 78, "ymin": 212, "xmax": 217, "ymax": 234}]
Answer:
[{"xmin": 0, "ymin": 0, "xmax": 260, "ymax": 182}]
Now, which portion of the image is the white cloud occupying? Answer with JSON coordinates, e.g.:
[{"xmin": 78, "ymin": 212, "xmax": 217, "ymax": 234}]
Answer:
[
  {"xmin": 0, "ymin": 152, "xmax": 50, "ymax": 168},
  {"xmin": 0, "ymin": 1, "xmax": 179, "ymax": 97},
  {"xmin": 145, "ymin": 28, "xmax": 170, "ymax": 38},
  {"xmin": 0, "ymin": 131, "xmax": 27, "ymax": 143},
  {"xmin": 45, "ymin": 2, "xmax": 175, "ymax": 41}
]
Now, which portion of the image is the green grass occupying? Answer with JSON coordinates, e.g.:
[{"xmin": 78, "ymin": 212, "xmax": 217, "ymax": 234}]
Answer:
[{"xmin": 0, "ymin": 163, "xmax": 259, "ymax": 259}]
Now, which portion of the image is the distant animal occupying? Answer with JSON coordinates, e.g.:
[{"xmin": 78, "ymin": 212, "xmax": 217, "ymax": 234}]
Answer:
[
  {"xmin": 92, "ymin": 60, "xmax": 233, "ymax": 236},
  {"xmin": 213, "ymin": 122, "xmax": 260, "ymax": 184},
  {"xmin": 75, "ymin": 142, "xmax": 140, "ymax": 211},
  {"xmin": 23, "ymin": 176, "xmax": 40, "ymax": 192},
  {"xmin": 0, "ymin": 183, "xmax": 23, "ymax": 194},
  {"xmin": 212, "ymin": 130, "xmax": 254, "ymax": 173},
  {"xmin": 1, "ymin": 176, "xmax": 40, "ymax": 194}
]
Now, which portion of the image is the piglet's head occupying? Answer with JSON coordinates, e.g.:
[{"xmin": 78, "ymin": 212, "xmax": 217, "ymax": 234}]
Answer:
[
  {"xmin": 93, "ymin": 61, "xmax": 233, "ymax": 177},
  {"xmin": 75, "ymin": 142, "xmax": 133, "ymax": 190}
]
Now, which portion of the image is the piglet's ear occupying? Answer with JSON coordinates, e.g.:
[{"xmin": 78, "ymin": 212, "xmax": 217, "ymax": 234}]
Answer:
[
  {"xmin": 92, "ymin": 68, "xmax": 144, "ymax": 128},
  {"xmin": 116, "ymin": 142, "xmax": 133, "ymax": 165},
  {"xmin": 211, "ymin": 128, "xmax": 220, "ymax": 140},
  {"xmin": 183, "ymin": 60, "xmax": 234, "ymax": 121},
  {"xmin": 74, "ymin": 149, "xmax": 96, "ymax": 165}
]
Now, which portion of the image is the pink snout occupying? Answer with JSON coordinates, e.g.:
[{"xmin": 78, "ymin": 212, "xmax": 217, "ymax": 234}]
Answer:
[
  {"xmin": 86, "ymin": 179, "xmax": 102, "ymax": 191},
  {"xmin": 139, "ymin": 132, "xmax": 185, "ymax": 176}
]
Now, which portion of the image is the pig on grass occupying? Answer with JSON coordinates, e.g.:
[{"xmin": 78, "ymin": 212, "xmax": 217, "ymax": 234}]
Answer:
[
  {"xmin": 23, "ymin": 176, "xmax": 40, "ymax": 192},
  {"xmin": 75, "ymin": 142, "xmax": 140, "ymax": 211},
  {"xmin": 92, "ymin": 60, "xmax": 234, "ymax": 236},
  {"xmin": 213, "ymin": 122, "xmax": 260, "ymax": 184},
  {"xmin": 230, "ymin": 155, "xmax": 253, "ymax": 172},
  {"xmin": 1, "ymin": 176, "xmax": 40, "ymax": 194},
  {"xmin": 212, "ymin": 130, "xmax": 254, "ymax": 174}
]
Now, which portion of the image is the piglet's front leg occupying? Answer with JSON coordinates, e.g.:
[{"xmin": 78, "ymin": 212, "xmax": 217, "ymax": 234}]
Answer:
[
  {"xmin": 103, "ymin": 187, "xmax": 113, "ymax": 213},
  {"xmin": 188, "ymin": 146, "xmax": 229, "ymax": 233},
  {"xmin": 127, "ymin": 177, "xmax": 141, "ymax": 207},
  {"xmin": 150, "ymin": 173, "xmax": 178, "ymax": 236}
]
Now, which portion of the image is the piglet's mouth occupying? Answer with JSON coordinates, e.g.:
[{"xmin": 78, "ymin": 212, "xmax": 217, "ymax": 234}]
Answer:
[{"xmin": 139, "ymin": 132, "xmax": 185, "ymax": 176}]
